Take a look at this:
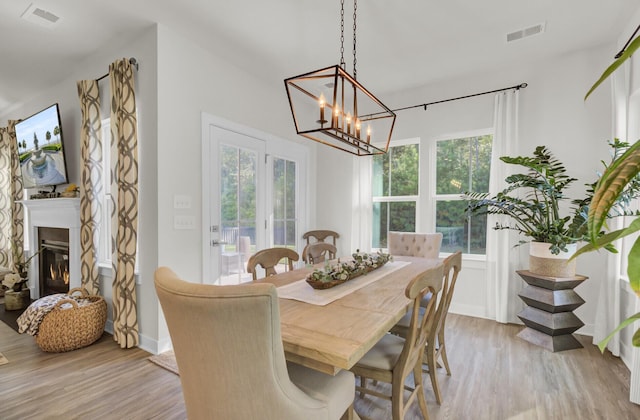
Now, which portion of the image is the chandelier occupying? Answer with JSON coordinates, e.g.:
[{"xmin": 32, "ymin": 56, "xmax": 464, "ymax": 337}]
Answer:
[{"xmin": 284, "ymin": 0, "xmax": 396, "ymax": 156}]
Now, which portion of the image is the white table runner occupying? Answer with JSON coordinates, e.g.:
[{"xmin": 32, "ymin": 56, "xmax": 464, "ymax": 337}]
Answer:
[{"xmin": 276, "ymin": 260, "xmax": 410, "ymax": 306}]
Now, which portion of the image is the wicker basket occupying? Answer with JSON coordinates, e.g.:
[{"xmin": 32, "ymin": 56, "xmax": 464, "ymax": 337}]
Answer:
[{"xmin": 35, "ymin": 288, "xmax": 107, "ymax": 353}]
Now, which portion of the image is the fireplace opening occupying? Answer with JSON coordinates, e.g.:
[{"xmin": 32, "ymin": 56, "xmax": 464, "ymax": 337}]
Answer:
[{"xmin": 38, "ymin": 227, "xmax": 70, "ymax": 297}]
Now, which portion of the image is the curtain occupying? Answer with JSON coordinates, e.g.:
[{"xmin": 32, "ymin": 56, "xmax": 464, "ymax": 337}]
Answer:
[
  {"xmin": 109, "ymin": 58, "xmax": 140, "ymax": 349},
  {"xmin": 351, "ymin": 156, "xmax": 373, "ymax": 252},
  {"xmin": 485, "ymin": 90, "xmax": 521, "ymax": 323},
  {"xmin": 77, "ymin": 80, "xmax": 103, "ymax": 296},
  {"xmin": 591, "ymin": 61, "xmax": 632, "ymax": 356},
  {"xmin": 0, "ymin": 121, "xmax": 25, "ymax": 271}
]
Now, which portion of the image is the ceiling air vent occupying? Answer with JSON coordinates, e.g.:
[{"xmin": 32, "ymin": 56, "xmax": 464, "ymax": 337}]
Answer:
[
  {"xmin": 507, "ymin": 22, "xmax": 546, "ymax": 43},
  {"xmin": 20, "ymin": 3, "xmax": 61, "ymax": 29}
]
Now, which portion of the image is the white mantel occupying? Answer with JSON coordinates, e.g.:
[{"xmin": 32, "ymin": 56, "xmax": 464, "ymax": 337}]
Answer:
[{"xmin": 20, "ymin": 198, "xmax": 81, "ymax": 298}]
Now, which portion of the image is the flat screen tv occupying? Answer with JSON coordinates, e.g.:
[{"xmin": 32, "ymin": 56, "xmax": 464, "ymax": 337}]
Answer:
[{"xmin": 14, "ymin": 103, "xmax": 69, "ymax": 189}]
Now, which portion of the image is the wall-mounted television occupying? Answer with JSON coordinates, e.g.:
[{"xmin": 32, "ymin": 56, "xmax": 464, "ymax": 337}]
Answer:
[{"xmin": 14, "ymin": 103, "xmax": 69, "ymax": 189}]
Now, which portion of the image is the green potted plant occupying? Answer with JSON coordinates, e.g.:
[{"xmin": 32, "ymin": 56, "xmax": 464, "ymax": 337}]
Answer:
[
  {"xmin": 576, "ymin": 34, "xmax": 640, "ymax": 350},
  {"xmin": 465, "ymin": 143, "xmax": 638, "ymax": 277}
]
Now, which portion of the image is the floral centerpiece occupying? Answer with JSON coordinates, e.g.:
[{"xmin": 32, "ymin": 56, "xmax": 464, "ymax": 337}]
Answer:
[{"xmin": 305, "ymin": 250, "xmax": 393, "ymax": 290}]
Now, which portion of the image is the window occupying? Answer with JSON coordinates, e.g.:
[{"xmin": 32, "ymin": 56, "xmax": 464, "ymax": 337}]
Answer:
[
  {"xmin": 435, "ymin": 133, "xmax": 491, "ymax": 254},
  {"xmin": 98, "ymin": 118, "xmax": 112, "ymax": 266},
  {"xmin": 272, "ymin": 157, "xmax": 297, "ymax": 248},
  {"xmin": 372, "ymin": 140, "xmax": 419, "ymax": 248}
]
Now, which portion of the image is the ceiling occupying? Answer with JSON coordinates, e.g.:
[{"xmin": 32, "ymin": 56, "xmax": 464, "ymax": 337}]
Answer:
[{"xmin": 0, "ymin": 0, "xmax": 637, "ymax": 116}]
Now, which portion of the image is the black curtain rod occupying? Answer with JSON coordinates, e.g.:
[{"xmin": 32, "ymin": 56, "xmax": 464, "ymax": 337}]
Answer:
[
  {"xmin": 391, "ymin": 82, "xmax": 528, "ymax": 114},
  {"xmin": 96, "ymin": 57, "xmax": 139, "ymax": 82},
  {"xmin": 614, "ymin": 23, "xmax": 640, "ymax": 59}
]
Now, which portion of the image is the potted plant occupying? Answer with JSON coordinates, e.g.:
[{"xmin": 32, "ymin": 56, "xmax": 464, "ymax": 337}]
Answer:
[
  {"xmin": 2, "ymin": 245, "xmax": 44, "ymax": 310},
  {"xmin": 576, "ymin": 34, "xmax": 640, "ymax": 350},
  {"xmin": 465, "ymin": 143, "xmax": 639, "ymax": 277}
]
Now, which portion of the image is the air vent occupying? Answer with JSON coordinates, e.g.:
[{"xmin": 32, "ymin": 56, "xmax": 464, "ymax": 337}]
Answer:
[
  {"xmin": 507, "ymin": 22, "xmax": 546, "ymax": 43},
  {"xmin": 21, "ymin": 3, "xmax": 61, "ymax": 29}
]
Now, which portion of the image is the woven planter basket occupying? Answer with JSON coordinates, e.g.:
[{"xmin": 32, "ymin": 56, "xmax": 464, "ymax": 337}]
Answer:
[{"xmin": 35, "ymin": 288, "xmax": 107, "ymax": 353}]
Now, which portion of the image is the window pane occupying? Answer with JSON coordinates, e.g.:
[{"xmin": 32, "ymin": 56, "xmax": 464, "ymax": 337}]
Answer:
[
  {"xmin": 436, "ymin": 138, "xmax": 469, "ymax": 194},
  {"xmin": 285, "ymin": 160, "xmax": 296, "ymax": 221},
  {"xmin": 273, "ymin": 157, "xmax": 297, "ymax": 249},
  {"xmin": 390, "ymin": 144, "xmax": 419, "ymax": 196},
  {"xmin": 372, "ymin": 201, "xmax": 416, "ymax": 248},
  {"xmin": 273, "ymin": 158, "xmax": 285, "ymax": 219},
  {"xmin": 238, "ymin": 149, "xmax": 256, "ymax": 222},
  {"xmin": 436, "ymin": 200, "xmax": 487, "ymax": 254},
  {"xmin": 372, "ymin": 143, "xmax": 418, "ymax": 197},
  {"xmin": 471, "ymin": 135, "xmax": 492, "ymax": 192}
]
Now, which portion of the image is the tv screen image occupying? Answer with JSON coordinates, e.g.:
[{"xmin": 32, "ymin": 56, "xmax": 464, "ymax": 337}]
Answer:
[{"xmin": 14, "ymin": 103, "xmax": 69, "ymax": 189}]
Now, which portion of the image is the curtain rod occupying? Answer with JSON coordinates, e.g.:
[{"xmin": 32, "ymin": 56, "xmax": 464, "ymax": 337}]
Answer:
[
  {"xmin": 390, "ymin": 82, "xmax": 528, "ymax": 114},
  {"xmin": 96, "ymin": 57, "xmax": 139, "ymax": 82},
  {"xmin": 614, "ymin": 23, "xmax": 640, "ymax": 59}
]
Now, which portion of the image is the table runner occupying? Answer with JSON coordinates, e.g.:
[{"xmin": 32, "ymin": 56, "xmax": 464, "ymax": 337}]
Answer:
[{"xmin": 276, "ymin": 260, "xmax": 410, "ymax": 306}]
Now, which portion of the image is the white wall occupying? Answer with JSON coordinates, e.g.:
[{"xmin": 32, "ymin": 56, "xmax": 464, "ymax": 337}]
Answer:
[{"xmin": 316, "ymin": 43, "xmax": 615, "ymax": 333}]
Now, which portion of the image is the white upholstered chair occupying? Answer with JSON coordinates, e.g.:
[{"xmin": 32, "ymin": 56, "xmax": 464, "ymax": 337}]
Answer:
[
  {"xmin": 154, "ymin": 267, "xmax": 355, "ymax": 420},
  {"xmin": 388, "ymin": 231, "xmax": 442, "ymax": 259},
  {"xmin": 350, "ymin": 263, "xmax": 444, "ymax": 420}
]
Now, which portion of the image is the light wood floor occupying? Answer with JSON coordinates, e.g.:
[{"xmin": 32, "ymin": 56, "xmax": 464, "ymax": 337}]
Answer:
[{"xmin": 1, "ymin": 314, "xmax": 638, "ymax": 420}]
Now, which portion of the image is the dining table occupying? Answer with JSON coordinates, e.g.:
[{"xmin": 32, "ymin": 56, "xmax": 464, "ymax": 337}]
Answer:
[{"xmin": 255, "ymin": 255, "xmax": 443, "ymax": 376}]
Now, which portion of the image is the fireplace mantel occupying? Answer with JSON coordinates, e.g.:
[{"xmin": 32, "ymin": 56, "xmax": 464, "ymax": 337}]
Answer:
[{"xmin": 20, "ymin": 198, "xmax": 81, "ymax": 298}]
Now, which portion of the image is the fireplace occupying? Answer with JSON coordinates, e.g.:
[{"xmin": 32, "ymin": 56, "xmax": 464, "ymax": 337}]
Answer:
[
  {"xmin": 38, "ymin": 227, "xmax": 70, "ymax": 297},
  {"xmin": 20, "ymin": 198, "xmax": 81, "ymax": 299}
]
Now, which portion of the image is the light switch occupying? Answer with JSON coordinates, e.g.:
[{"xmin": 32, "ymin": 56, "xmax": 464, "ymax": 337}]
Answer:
[
  {"xmin": 174, "ymin": 195, "xmax": 192, "ymax": 209},
  {"xmin": 174, "ymin": 215, "xmax": 195, "ymax": 230}
]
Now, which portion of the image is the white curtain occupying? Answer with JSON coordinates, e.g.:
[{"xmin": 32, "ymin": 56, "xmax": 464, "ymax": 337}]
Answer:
[
  {"xmin": 351, "ymin": 156, "xmax": 372, "ymax": 252},
  {"xmin": 592, "ymin": 61, "xmax": 632, "ymax": 356},
  {"xmin": 485, "ymin": 90, "xmax": 522, "ymax": 323}
]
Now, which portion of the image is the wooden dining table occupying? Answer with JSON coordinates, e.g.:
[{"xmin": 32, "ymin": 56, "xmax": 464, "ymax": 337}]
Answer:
[{"xmin": 255, "ymin": 255, "xmax": 443, "ymax": 376}]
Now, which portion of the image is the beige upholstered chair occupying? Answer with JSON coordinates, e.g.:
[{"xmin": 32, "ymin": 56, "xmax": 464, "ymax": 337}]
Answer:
[
  {"xmin": 388, "ymin": 231, "xmax": 442, "ymax": 259},
  {"xmin": 246, "ymin": 247, "xmax": 300, "ymax": 281},
  {"xmin": 350, "ymin": 263, "xmax": 444, "ymax": 420},
  {"xmin": 390, "ymin": 251, "xmax": 462, "ymax": 404},
  {"xmin": 154, "ymin": 267, "xmax": 355, "ymax": 420},
  {"xmin": 302, "ymin": 242, "xmax": 337, "ymax": 265}
]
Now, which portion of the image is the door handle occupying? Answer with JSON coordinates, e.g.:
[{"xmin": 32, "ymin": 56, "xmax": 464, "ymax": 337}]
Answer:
[{"xmin": 210, "ymin": 240, "xmax": 228, "ymax": 247}]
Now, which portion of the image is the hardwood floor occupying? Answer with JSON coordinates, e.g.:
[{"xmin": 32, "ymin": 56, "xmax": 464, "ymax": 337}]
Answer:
[{"xmin": 1, "ymin": 313, "xmax": 638, "ymax": 419}]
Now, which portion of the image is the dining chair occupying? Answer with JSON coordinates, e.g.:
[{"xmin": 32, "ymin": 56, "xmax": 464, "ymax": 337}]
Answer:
[
  {"xmin": 388, "ymin": 231, "xmax": 442, "ymax": 259},
  {"xmin": 154, "ymin": 267, "xmax": 355, "ymax": 420},
  {"xmin": 302, "ymin": 242, "xmax": 337, "ymax": 265},
  {"xmin": 390, "ymin": 251, "xmax": 462, "ymax": 405},
  {"xmin": 303, "ymin": 230, "xmax": 340, "ymax": 246},
  {"xmin": 246, "ymin": 247, "xmax": 300, "ymax": 280},
  {"xmin": 350, "ymin": 263, "xmax": 444, "ymax": 420}
]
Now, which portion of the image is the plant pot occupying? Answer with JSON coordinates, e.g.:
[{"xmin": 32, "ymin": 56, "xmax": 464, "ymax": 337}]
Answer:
[
  {"xmin": 529, "ymin": 242, "xmax": 577, "ymax": 278},
  {"xmin": 4, "ymin": 289, "xmax": 31, "ymax": 311}
]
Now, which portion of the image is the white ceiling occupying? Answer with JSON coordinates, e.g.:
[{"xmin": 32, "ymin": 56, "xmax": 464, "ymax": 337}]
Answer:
[{"xmin": 0, "ymin": 0, "xmax": 637, "ymax": 116}]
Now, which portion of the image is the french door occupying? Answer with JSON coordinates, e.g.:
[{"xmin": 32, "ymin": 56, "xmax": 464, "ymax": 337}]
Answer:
[{"xmin": 202, "ymin": 114, "xmax": 307, "ymax": 285}]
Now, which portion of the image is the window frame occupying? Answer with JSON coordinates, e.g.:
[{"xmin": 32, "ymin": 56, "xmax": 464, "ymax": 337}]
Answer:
[
  {"xmin": 430, "ymin": 128, "xmax": 493, "ymax": 257},
  {"xmin": 371, "ymin": 137, "xmax": 420, "ymax": 250}
]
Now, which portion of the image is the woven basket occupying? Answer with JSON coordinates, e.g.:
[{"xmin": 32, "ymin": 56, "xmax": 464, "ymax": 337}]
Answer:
[{"xmin": 35, "ymin": 288, "xmax": 107, "ymax": 353}]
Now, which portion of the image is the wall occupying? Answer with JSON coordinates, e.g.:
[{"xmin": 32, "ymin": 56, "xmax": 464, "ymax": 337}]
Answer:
[{"xmin": 316, "ymin": 42, "xmax": 615, "ymax": 333}]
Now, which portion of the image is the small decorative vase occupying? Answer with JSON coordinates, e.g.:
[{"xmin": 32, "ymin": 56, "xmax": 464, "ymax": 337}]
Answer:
[
  {"xmin": 529, "ymin": 242, "xmax": 577, "ymax": 278},
  {"xmin": 4, "ymin": 288, "xmax": 31, "ymax": 311}
]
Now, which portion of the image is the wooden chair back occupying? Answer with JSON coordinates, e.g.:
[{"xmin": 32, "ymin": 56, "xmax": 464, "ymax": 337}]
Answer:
[
  {"xmin": 302, "ymin": 242, "xmax": 337, "ymax": 264},
  {"xmin": 246, "ymin": 248, "xmax": 300, "ymax": 280},
  {"xmin": 302, "ymin": 230, "xmax": 340, "ymax": 246}
]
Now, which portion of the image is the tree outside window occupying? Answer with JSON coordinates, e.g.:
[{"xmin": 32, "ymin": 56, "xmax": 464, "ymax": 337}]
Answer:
[
  {"xmin": 372, "ymin": 142, "xmax": 419, "ymax": 249},
  {"xmin": 435, "ymin": 134, "xmax": 492, "ymax": 254}
]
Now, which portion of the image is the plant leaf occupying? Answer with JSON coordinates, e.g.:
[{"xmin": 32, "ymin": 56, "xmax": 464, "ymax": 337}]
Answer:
[
  {"xmin": 598, "ymin": 312, "xmax": 640, "ymax": 352},
  {"xmin": 573, "ymin": 217, "xmax": 640, "ymax": 260},
  {"xmin": 585, "ymin": 35, "xmax": 640, "ymax": 101},
  {"xmin": 628, "ymin": 237, "xmax": 640, "ymax": 296}
]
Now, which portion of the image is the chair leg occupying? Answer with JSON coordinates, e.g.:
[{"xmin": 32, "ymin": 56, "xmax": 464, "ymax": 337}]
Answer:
[
  {"xmin": 413, "ymin": 362, "xmax": 430, "ymax": 420},
  {"xmin": 340, "ymin": 403, "xmax": 355, "ymax": 420},
  {"xmin": 359, "ymin": 376, "xmax": 366, "ymax": 398},
  {"xmin": 391, "ymin": 374, "xmax": 405, "ymax": 420},
  {"xmin": 438, "ymin": 330, "xmax": 451, "ymax": 376},
  {"xmin": 426, "ymin": 342, "xmax": 443, "ymax": 404}
]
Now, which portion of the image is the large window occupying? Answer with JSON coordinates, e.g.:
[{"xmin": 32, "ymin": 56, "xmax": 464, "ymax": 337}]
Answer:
[
  {"xmin": 272, "ymin": 157, "xmax": 297, "ymax": 248},
  {"xmin": 372, "ymin": 140, "xmax": 419, "ymax": 248},
  {"xmin": 435, "ymin": 134, "xmax": 491, "ymax": 254}
]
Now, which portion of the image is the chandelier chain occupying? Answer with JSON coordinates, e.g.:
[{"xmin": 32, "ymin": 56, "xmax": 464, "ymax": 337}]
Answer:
[
  {"xmin": 353, "ymin": 0, "xmax": 357, "ymax": 79},
  {"xmin": 340, "ymin": 0, "xmax": 345, "ymax": 69}
]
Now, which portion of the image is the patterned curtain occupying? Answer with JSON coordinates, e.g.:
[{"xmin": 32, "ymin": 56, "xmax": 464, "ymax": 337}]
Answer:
[
  {"xmin": 77, "ymin": 80, "xmax": 103, "ymax": 296},
  {"xmin": 0, "ymin": 121, "xmax": 25, "ymax": 271},
  {"xmin": 109, "ymin": 58, "xmax": 139, "ymax": 349}
]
